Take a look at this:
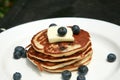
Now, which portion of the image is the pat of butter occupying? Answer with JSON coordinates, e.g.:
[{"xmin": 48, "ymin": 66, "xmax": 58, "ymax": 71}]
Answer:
[{"xmin": 47, "ymin": 26, "xmax": 74, "ymax": 43}]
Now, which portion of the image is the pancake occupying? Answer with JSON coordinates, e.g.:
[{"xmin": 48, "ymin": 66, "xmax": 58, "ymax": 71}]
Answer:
[
  {"xmin": 28, "ymin": 56, "xmax": 79, "ymax": 70},
  {"xmin": 27, "ymin": 25, "xmax": 93, "ymax": 73},
  {"xmin": 27, "ymin": 43, "xmax": 91, "ymax": 62},
  {"xmin": 44, "ymin": 57, "xmax": 92, "ymax": 73},
  {"xmin": 44, "ymin": 56, "xmax": 92, "ymax": 73},
  {"xmin": 27, "ymin": 48, "xmax": 92, "ymax": 69},
  {"xmin": 31, "ymin": 29, "xmax": 90, "ymax": 57},
  {"xmin": 27, "ymin": 51, "xmax": 92, "ymax": 72}
]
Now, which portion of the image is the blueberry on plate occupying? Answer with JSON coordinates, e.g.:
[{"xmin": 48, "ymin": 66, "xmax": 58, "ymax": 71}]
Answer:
[
  {"xmin": 72, "ymin": 25, "xmax": 80, "ymax": 35},
  {"xmin": 78, "ymin": 65, "xmax": 88, "ymax": 75},
  {"xmin": 13, "ymin": 72, "xmax": 22, "ymax": 80},
  {"xmin": 21, "ymin": 50, "xmax": 27, "ymax": 58},
  {"xmin": 13, "ymin": 46, "xmax": 27, "ymax": 59},
  {"xmin": 49, "ymin": 23, "xmax": 57, "ymax": 27},
  {"xmin": 13, "ymin": 51, "xmax": 22, "ymax": 59},
  {"xmin": 107, "ymin": 53, "xmax": 116, "ymax": 62},
  {"xmin": 15, "ymin": 46, "xmax": 25, "ymax": 52},
  {"xmin": 58, "ymin": 27, "xmax": 67, "ymax": 36},
  {"xmin": 77, "ymin": 75, "xmax": 86, "ymax": 80},
  {"xmin": 61, "ymin": 70, "xmax": 71, "ymax": 80}
]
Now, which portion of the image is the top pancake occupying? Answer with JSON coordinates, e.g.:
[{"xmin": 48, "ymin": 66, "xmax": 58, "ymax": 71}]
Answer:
[{"xmin": 31, "ymin": 28, "xmax": 91, "ymax": 57}]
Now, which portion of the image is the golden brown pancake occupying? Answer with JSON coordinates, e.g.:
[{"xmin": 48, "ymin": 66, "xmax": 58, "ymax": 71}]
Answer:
[
  {"xmin": 27, "ymin": 43, "xmax": 91, "ymax": 62},
  {"xmin": 27, "ymin": 47, "xmax": 92, "ymax": 69},
  {"xmin": 27, "ymin": 51, "xmax": 92, "ymax": 72},
  {"xmin": 27, "ymin": 26, "xmax": 93, "ymax": 73},
  {"xmin": 44, "ymin": 57, "xmax": 92, "ymax": 73}
]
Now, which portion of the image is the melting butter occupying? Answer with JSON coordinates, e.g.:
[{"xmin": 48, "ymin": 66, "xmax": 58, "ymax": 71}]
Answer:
[{"xmin": 47, "ymin": 26, "xmax": 74, "ymax": 43}]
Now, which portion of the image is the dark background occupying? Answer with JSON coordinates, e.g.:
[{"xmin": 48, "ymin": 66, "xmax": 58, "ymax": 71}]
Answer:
[{"xmin": 0, "ymin": 0, "xmax": 120, "ymax": 29}]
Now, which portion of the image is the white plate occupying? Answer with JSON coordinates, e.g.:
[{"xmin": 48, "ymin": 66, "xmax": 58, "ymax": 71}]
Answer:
[{"xmin": 0, "ymin": 17, "xmax": 120, "ymax": 80}]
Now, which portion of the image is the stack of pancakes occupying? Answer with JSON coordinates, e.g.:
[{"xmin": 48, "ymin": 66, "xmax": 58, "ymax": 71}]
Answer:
[{"xmin": 27, "ymin": 27, "xmax": 93, "ymax": 73}]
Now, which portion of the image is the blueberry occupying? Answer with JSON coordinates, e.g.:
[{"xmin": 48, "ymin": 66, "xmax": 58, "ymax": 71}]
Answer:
[
  {"xmin": 107, "ymin": 53, "xmax": 116, "ymax": 62},
  {"xmin": 13, "ymin": 51, "xmax": 22, "ymax": 59},
  {"xmin": 77, "ymin": 75, "xmax": 86, "ymax": 80},
  {"xmin": 78, "ymin": 65, "xmax": 88, "ymax": 75},
  {"xmin": 13, "ymin": 46, "xmax": 27, "ymax": 59},
  {"xmin": 15, "ymin": 46, "xmax": 24, "ymax": 51},
  {"xmin": 13, "ymin": 72, "xmax": 22, "ymax": 80},
  {"xmin": 72, "ymin": 25, "xmax": 80, "ymax": 34},
  {"xmin": 21, "ymin": 50, "xmax": 27, "ymax": 58},
  {"xmin": 49, "ymin": 23, "xmax": 57, "ymax": 27},
  {"xmin": 61, "ymin": 70, "xmax": 71, "ymax": 80},
  {"xmin": 58, "ymin": 27, "xmax": 67, "ymax": 36}
]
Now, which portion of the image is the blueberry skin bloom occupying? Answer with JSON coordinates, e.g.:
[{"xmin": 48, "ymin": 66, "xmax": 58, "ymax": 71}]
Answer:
[
  {"xmin": 13, "ymin": 72, "xmax": 22, "ymax": 80},
  {"xmin": 13, "ymin": 51, "xmax": 22, "ymax": 59},
  {"xmin": 72, "ymin": 25, "xmax": 80, "ymax": 35},
  {"xmin": 61, "ymin": 70, "xmax": 72, "ymax": 80},
  {"xmin": 13, "ymin": 46, "xmax": 26, "ymax": 59},
  {"xmin": 78, "ymin": 65, "xmax": 88, "ymax": 75},
  {"xmin": 58, "ymin": 27, "xmax": 67, "ymax": 36},
  {"xmin": 77, "ymin": 75, "xmax": 86, "ymax": 80},
  {"xmin": 107, "ymin": 53, "xmax": 116, "ymax": 62}
]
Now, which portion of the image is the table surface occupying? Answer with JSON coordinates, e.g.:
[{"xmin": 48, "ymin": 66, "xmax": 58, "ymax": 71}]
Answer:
[{"xmin": 0, "ymin": 0, "xmax": 120, "ymax": 30}]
